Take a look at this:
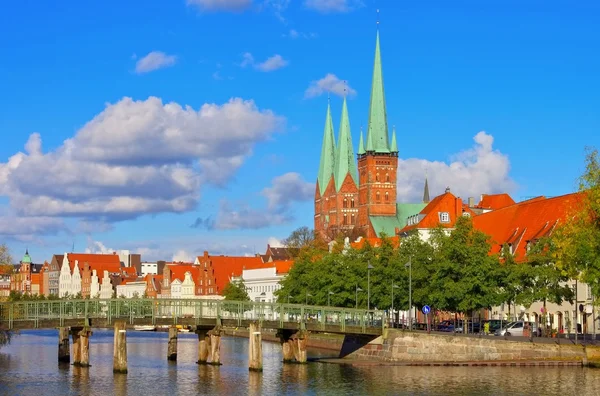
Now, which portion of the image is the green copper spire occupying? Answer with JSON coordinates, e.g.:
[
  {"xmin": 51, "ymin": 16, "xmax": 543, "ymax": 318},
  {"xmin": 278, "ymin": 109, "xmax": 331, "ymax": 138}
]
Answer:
[
  {"xmin": 317, "ymin": 100, "xmax": 336, "ymax": 196},
  {"xmin": 334, "ymin": 97, "xmax": 358, "ymax": 191},
  {"xmin": 390, "ymin": 125, "xmax": 398, "ymax": 152},
  {"xmin": 366, "ymin": 29, "xmax": 390, "ymax": 153},
  {"xmin": 358, "ymin": 126, "xmax": 366, "ymax": 155}
]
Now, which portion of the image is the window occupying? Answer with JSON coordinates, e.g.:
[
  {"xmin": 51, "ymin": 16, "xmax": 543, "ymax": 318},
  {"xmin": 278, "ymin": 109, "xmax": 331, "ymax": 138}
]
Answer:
[
  {"xmin": 343, "ymin": 198, "xmax": 348, "ymax": 208},
  {"xmin": 343, "ymin": 214, "xmax": 348, "ymax": 225},
  {"xmin": 376, "ymin": 191, "xmax": 380, "ymax": 201},
  {"xmin": 386, "ymin": 173, "xmax": 390, "ymax": 182},
  {"xmin": 351, "ymin": 214, "xmax": 355, "ymax": 224},
  {"xmin": 351, "ymin": 199, "xmax": 355, "ymax": 208},
  {"xmin": 385, "ymin": 192, "xmax": 389, "ymax": 201},
  {"xmin": 462, "ymin": 212, "xmax": 470, "ymax": 218},
  {"xmin": 375, "ymin": 173, "xmax": 379, "ymax": 182},
  {"xmin": 439, "ymin": 212, "xmax": 450, "ymax": 223}
]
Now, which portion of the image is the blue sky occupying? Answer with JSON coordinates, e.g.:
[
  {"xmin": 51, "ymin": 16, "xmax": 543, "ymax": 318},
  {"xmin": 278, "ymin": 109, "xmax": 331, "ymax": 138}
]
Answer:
[{"xmin": 1, "ymin": 0, "xmax": 599, "ymax": 263}]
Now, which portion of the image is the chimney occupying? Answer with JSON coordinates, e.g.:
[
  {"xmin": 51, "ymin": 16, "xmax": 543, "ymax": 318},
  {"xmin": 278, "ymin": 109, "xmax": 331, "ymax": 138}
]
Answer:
[
  {"xmin": 468, "ymin": 197, "xmax": 475, "ymax": 207},
  {"xmin": 203, "ymin": 250, "xmax": 209, "ymax": 258}
]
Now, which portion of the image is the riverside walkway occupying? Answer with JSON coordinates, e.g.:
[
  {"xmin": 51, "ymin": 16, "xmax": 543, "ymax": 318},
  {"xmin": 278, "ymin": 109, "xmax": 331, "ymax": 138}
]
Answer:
[{"xmin": 0, "ymin": 298, "xmax": 385, "ymax": 335}]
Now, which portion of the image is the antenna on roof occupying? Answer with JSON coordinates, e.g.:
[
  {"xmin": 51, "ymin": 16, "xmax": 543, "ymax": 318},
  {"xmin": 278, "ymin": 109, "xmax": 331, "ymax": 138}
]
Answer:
[{"xmin": 72, "ymin": 241, "xmax": 75, "ymax": 253}]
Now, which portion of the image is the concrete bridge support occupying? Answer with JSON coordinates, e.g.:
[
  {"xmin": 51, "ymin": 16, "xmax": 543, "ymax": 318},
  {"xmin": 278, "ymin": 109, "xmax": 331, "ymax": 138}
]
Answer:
[
  {"xmin": 70, "ymin": 327, "xmax": 81, "ymax": 366},
  {"xmin": 208, "ymin": 326, "xmax": 222, "ymax": 366},
  {"xmin": 292, "ymin": 330, "xmax": 308, "ymax": 364},
  {"xmin": 277, "ymin": 329, "xmax": 308, "ymax": 363},
  {"xmin": 167, "ymin": 326, "xmax": 178, "ymax": 361},
  {"xmin": 78, "ymin": 327, "xmax": 92, "ymax": 367},
  {"xmin": 58, "ymin": 327, "xmax": 70, "ymax": 363},
  {"xmin": 113, "ymin": 320, "xmax": 128, "ymax": 374},
  {"xmin": 196, "ymin": 329, "xmax": 210, "ymax": 365},
  {"xmin": 196, "ymin": 326, "xmax": 222, "ymax": 365},
  {"xmin": 248, "ymin": 322, "xmax": 263, "ymax": 372}
]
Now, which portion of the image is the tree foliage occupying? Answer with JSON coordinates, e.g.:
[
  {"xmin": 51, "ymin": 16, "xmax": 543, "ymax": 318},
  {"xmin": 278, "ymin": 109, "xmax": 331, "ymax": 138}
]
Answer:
[
  {"xmin": 0, "ymin": 244, "xmax": 13, "ymax": 266},
  {"xmin": 276, "ymin": 218, "xmax": 505, "ymax": 317},
  {"xmin": 222, "ymin": 280, "xmax": 250, "ymax": 302}
]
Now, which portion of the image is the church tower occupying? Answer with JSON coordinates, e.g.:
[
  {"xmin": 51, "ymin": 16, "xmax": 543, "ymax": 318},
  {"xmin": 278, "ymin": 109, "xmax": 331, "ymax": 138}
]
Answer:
[
  {"xmin": 314, "ymin": 100, "xmax": 337, "ymax": 235},
  {"xmin": 358, "ymin": 28, "xmax": 399, "ymax": 236},
  {"xmin": 332, "ymin": 96, "xmax": 359, "ymax": 230}
]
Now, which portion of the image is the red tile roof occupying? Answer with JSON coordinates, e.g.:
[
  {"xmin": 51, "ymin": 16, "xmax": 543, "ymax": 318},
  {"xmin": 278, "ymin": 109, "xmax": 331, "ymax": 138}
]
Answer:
[
  {"xmin": 167, "ymin": 263, "xmax": 200, "ymax": 283},
  {"xmin": 67, "ymin": 253, "xmax": 122, "ymax": 275},
  {"xmin": 273, "ymin": 260, "xmax": 294, "ymax": 274},
  {"xmin": 476, "ymin": 193, "xmax": 516, "ymax": 210},
  {"xmin": 350, "ymin": 236, "xmax": 400, "ymax": 249},
  {"xmin": 399, "ymin": 191, "xmax": 476, "ymax": 233},
  {"xmin": 472, "ymin": 192, "xmax": 583, "ymax": 260}
]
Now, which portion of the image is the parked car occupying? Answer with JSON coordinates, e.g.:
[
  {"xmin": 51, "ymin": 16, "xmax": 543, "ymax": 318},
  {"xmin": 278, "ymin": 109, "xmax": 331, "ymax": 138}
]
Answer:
[{"xmin": 494, "ymin": 321, "xmax": 538, "ymax": 337}]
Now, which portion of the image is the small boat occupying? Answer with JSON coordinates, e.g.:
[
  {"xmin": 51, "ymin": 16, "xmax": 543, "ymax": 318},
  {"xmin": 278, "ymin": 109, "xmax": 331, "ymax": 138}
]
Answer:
[
  {"xmin": 133, "ymin": 325, "xmax": 156, "ymax": 331},
  {"xmin": 176, "ymin": 325, "xmax": 190, "ymax": 333}
]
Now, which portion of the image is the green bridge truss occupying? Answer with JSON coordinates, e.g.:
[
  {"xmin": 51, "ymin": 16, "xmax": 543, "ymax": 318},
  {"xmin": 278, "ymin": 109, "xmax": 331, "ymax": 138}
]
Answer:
[{"xmin": 0, "ymin": 299, "xmax": 385, "ymax": 335}]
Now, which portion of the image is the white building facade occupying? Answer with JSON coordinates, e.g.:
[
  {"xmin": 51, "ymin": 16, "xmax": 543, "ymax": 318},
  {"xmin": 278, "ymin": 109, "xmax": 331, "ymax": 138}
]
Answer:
[{"xmin": 234, "ymin": 267, "xmax": 286, "ymax": 303}]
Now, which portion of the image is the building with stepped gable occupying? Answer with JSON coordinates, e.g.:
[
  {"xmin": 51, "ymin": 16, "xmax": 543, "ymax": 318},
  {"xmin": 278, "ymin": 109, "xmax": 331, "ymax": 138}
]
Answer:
[{"xmin": 314, "ymin": 28, "xmax": 428, "ymax": 239}]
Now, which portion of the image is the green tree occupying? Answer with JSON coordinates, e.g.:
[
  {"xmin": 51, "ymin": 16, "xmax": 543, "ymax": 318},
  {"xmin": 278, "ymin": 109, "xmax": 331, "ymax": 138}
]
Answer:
[
  {"xmin": 222, "ymin": 280, "xmax": 250, "ymax": 301},
  {"xmin": 0, "ymin": 244, "xmax": 13, "ymax": 265},
  {"xmin": 518, "ymin": 236, "xmax": 574, "ymax": 335}
]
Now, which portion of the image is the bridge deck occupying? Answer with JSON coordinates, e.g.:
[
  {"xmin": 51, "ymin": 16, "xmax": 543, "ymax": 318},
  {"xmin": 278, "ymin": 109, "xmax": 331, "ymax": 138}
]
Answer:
[{"xmin": 0, "ymin": 299, "xmax": 384, "ymax": 336}]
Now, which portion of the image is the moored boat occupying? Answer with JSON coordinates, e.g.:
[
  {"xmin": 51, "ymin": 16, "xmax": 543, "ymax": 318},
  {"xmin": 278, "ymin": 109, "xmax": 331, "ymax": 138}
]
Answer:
[{"xmin": 133, "ymin": 325, "xmax": 156, "ymax": 331}]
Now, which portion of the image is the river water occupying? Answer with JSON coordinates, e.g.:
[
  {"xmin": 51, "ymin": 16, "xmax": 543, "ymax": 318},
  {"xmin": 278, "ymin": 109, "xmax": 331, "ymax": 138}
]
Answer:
[{"xmin": 1, "ymin": 329, "xmax": 600, "ymax": 395}]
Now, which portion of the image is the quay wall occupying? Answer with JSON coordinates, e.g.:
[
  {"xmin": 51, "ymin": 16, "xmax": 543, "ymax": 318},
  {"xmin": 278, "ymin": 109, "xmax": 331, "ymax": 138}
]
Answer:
[{"xmin": 346, "ymin": 330, "xmax": 600, "ymax": 365}]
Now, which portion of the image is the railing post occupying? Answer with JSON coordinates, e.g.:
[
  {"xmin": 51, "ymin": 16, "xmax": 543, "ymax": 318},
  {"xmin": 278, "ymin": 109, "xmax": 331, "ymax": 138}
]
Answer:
[
  {"xmin": 238, "ymin": 302, "xmax": 242, "ymax": 327},
  {"xmin": 321, "ymin": 308, "xmax": 325, "ymax": 331},
  {"xmin": 300, "ymin": 306, "xmax": 305, "ymax": 330},
  {"xmin": 9, "ymin": 303, "xmax": 14, "ymax": 330},
  {"xmin": 107, "ymin": 299, "xmax": 112, "ymax": 325},
  {"xmin": 35, "ymin": 302, "xmax": 39, "ymax": 328},
  {"xmin": 341, "ymin": 309, "xmax": 346, "ymax": 332},
  {"xmin": 59, "ymin": 301, "xmax": 64, "ymax": 327},
  {"xmin": 84, "ymin": 300, "xmax": 89, "ymax": 322},
  {"xmin": 216, "ymin": 301, "xmax": 222, "ymax": 326},
  {"xmin": 280, "ymin": 304, "xmax": 284, "ymax": 328}
]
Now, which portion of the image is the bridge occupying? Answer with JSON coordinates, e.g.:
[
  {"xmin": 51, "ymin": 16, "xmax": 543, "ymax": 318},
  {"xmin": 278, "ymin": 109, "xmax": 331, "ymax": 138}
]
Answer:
[
  {"xmin": 0, "ymin": 299, "xmax": 385, "ymax": 372},
  {"xmin": 0, "ymin": 298, "xmax": 384, "ymax": 334}
]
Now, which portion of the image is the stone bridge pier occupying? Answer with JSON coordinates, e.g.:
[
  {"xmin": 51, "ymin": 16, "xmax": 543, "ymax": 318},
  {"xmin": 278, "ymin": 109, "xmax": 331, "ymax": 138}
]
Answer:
[
  {"xmin": 62, "ymin": 322, "xmax": 92, "ymax": 367},
  {"xmin": 277, "ymin": 329, "xmax": 308, "ymax": 364},
  {"xmin": 195, "ymin": 326, "xmax": 222, "ymax": 365}
]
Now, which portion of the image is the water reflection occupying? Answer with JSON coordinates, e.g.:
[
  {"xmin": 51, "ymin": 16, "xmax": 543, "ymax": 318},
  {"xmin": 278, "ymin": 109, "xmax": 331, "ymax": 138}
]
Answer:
[{"xmin": 2, "ymin": 330, "xmax": 600, "ymax": 396}]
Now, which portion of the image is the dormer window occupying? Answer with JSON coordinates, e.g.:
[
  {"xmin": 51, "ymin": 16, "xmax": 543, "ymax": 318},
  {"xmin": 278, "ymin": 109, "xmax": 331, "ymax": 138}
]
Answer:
[
  {"xmin": 439, "ymin": 212, "xmax": 450, "ymax": 223},
  {"xmin": 462, "ymin": 212, "xmax": 471, "ymax": 218}
]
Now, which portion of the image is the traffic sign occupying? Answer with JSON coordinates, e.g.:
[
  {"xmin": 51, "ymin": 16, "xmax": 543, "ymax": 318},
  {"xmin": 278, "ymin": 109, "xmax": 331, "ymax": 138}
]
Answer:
[{"xmin": 422, "ymin": 305, "xmax": 430, "ymax": 315}]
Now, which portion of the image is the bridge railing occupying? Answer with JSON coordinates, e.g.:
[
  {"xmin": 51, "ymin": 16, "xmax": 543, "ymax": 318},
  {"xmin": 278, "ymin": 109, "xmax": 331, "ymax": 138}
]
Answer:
[{"xmin": 0, "ymin": 299, "xmax": 386, "ymax": 333}]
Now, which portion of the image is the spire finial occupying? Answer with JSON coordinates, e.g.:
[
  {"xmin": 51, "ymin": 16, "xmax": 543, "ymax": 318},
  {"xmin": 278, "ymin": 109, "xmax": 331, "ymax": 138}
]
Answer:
[
  {"xmin": 376, "ymin": 9, "xmax": 380, "ymax": 28},
  {"xmin": 344, "ymin": 80, "xmax": 347, "ymax": 97}
]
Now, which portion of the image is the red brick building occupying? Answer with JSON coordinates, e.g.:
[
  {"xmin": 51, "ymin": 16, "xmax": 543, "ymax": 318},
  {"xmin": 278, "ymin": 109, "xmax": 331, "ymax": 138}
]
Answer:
[{"xmin": 314, "ymin": 29, "xmax": 428, "ymax": 239}]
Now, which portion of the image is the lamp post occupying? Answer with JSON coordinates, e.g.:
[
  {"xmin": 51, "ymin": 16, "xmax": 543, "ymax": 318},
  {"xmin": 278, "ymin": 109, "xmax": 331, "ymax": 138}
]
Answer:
[
  {"xmin": 405, "ymin": 258, "xmax": 412, "ymax": 329},
  {"xmin": 391, "ymin": 281, "xmax": 400, "ymax": 327},
  {"xmin": 328, "ymin": 290, "xmax": 335, "ymax": 306},
  {"xmin": 305, "ymin": 292, "xmax": 312, "ymax": 305},
  {"xmin": 287, "ymin": 295, "xmax": 291, "ymax": 304},
  {"xmin": 356, "ymin": 285, "xmax": 363, "ymax": 309},
  {"xmin": 367, "ymin": 262, "xmax": 374, "ymax": 310}
]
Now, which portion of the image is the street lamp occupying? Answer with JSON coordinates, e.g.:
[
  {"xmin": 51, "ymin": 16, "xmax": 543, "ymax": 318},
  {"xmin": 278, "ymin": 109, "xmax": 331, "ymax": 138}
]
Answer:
[
  {"xmin": 391, "ymin": 281, "xmax": 401, "ymax": 326},
  {"xmin": 367, "ymin": 261, "xmax": 374, "ymax": 310},
  {"xmin": 405, "ymin": 257, "xmax": 412, "ymax": 329},
  {"xmin": 328, "ymin": 290, "xmax": 335, "ymax": 306},
  {"xmin": 287, "ymin": 295, "xmax": 291, "ymax": 304},
  {"xmin": 305, "ymin": 292, "xmax": 312, "ymax": 305},
  {"xmin": 355, "ymin": 285, "xmax": 363, "ymax": 309}
]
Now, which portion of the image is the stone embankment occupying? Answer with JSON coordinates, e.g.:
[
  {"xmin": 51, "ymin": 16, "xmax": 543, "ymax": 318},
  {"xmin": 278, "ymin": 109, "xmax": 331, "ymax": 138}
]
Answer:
[{"xmin": 344, "ymin": 329, "xmax": 600, "ymax": 366}]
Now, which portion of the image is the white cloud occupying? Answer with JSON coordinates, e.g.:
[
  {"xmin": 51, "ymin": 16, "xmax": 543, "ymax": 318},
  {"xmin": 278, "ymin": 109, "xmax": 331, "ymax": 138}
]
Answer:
[
  {"xmin": 304, "ymin": 0, "xmax": 363, "ymax": 13},
  {"xmin": 135, "ymin": 51, "xmax": 177, "ymax": 74},
  {"xmin": 240, "ymin": 53, "xmax": 289, "ymax": 72},
  {"xmin": 172, "ymin": 249, "xmax": 194, "ymax": 262},
  {"xmin": 0, "ymin": 214, "xmax": 65, "ymax": 241},
  {"xmin": 304, "ymin": 73, "xmax": 356, "ymax": 98},
  {"xmin": 262, "ymin": 172, "xmax": 313, "ymax": 210},
  {"xmin": 186, "ymin": 0, "xmax": 252, "ymax": 12},
  {"xmin": 84, "ymin": 240, "xmax": 115, "ymax": 254},
  {"xmin": 191, "ymin": 172, "xmax": 314, "ymax": 230},
  {"xmin": 267, "ymin": 237, "xmax": 284, "ymax": 247},
  {"xmin": 283, "ymin": 29, "xmax": 317, "ymax": 39},
  {"xmin": 0, "ymin": 96, "xmax": 283, "ymax": 227},
  {"xmin": 397, "ymin": 131, "xmax": 517, "ymax": 202}
]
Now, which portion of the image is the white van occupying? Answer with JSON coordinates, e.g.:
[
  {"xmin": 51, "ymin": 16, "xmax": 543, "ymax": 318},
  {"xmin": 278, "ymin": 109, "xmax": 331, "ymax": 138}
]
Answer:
[{"xmin": 494, "ymin": 321, "xmax": 538, "ymax": 336}]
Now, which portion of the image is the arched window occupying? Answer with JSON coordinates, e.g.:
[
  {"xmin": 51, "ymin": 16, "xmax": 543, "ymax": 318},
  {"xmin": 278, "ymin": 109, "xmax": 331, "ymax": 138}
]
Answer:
[
  {"xmin": 385, "ymin": 192, "xmax": 389, "ymax": 201},
  {"xmin": 376, "ymin": 191, "xmax": 380, "ymax": 201},
  {"xmin": 350, "ymin": 199, "xmax": 355, "ymax": 208},
  {"xmin": 375, "ymin": 173, "xmax": 379, "ymax": 182},
  {"xmin": 343, "ymin": 198, "xmax": 348, "ymax": 208},
  {"xmin": 343, "ymin": 214, "xmax": 348, "ymax": 225},
  {"xmin": 351, "ymin": 214, "xmax": 355, "ymax": 224},
  {"xmin": 386, "ymin": 173, "xmax": 390, "ymax": 182}
]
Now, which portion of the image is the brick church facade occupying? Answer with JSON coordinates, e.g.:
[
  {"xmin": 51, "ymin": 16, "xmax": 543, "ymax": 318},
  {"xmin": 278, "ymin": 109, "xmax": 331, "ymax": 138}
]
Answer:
[{"xmin": 314, "ymin": 28, "xmax": 428, "ymax": 239}]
